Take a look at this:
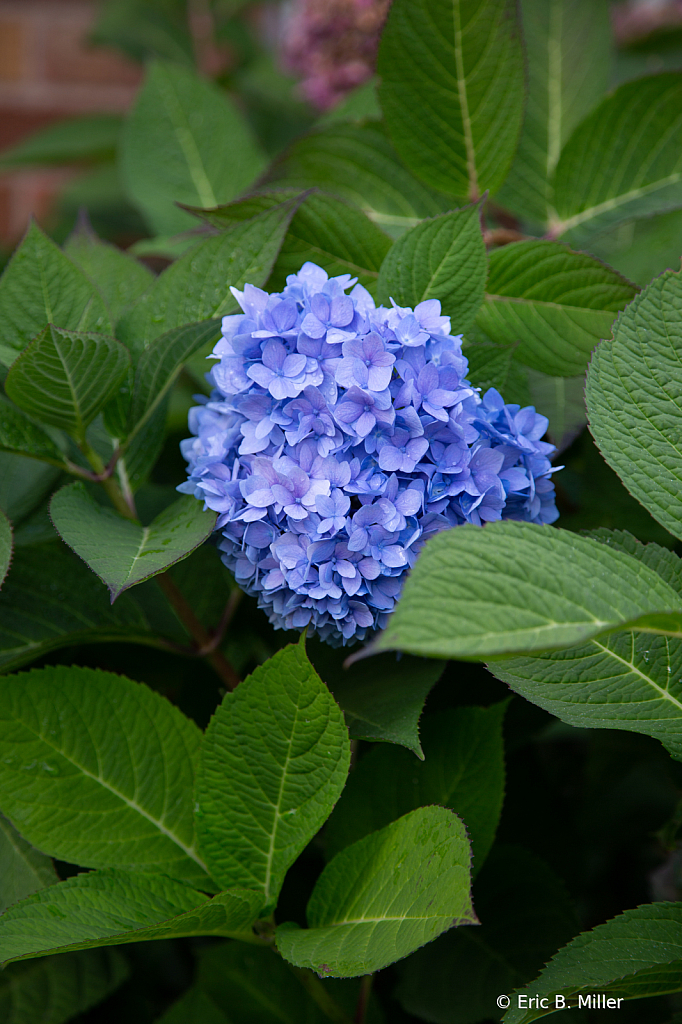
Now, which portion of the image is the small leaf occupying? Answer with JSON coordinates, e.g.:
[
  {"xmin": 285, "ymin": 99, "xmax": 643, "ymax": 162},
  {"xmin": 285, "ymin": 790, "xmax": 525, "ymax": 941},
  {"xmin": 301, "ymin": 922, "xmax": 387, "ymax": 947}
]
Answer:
[
  {"xmin": 196, "ymin": 637, "xmax": 350, "ymax": 911},
  {"xmin": 0, "ymin": 512, "xmax": 11, "ymax": 590},
  {"xmin": 377, "ymin": 0, "xmax": 524, "ymax": 200},
  {"xmin": 374, "ymin": 520, "xmax": 682, "ymax": 660},
  {"xmin": 376, "ymin": 206, "xmax": 486, "ymax": 331},
  {"xmin": 0, "ymin": 221, "xmax": 111, "ymax": 368},
  {"xmin": 64, "ymin": 217, "xmax": 154, "ymax": 324},
  {"xmin": 0, "ymin": 814, "xmax": 57, "ymax": 915},
  {"xmin": 0, "ymin": 114, "xmax": 122, "ymax": 168},
  {"xmin": 120, "ymin": 60, "xmax": 266, "ymax": 236},
  {"xmin": 503, "ymin": 902, "xmax": 682, "ymax": 1022},
  {"xmin": 587, "ymin": 268, "xmax": 682, "ymax": 541},
  {"xmin": 325, "ymin": 704, "xmax": 507, "ymax": 873},
  {"xmin": 309, "ymin": 645, "xmax": 443, "ymax": 756},
  {"xmin": 5, "ymin": 326, "xmax": 130, "ymax": 441},
  {"xmin": 117, "ymin": 198, "xmax": 301, "ymax": 352},
  {"xmin": 0, "ymin": 398, "xmax": 69, "ymax": 468},
  {"xmin": 277, "ymin": 806, "xmax": 476, "ymax": 978},
  {"xmin": 50, "ymin": 483, "xmax": 216, "ymax": 600},
  {"xmin": 0, "ymin": 869, "xmax": 262, "ymax": 964},
  {"xmin": 0, "ymin": 949, "xmax": 129, "ymax": 1024},
  {"xmin": 551, "ymin": 74, "xmax": 682, "ymax": 244},
  {"xmin": 0, "ymin": 665, "xmax": 212, "ymax": 887},
  {"xmin": 475, "ymin": 241, "xmax": 637, "ymax": 376}
]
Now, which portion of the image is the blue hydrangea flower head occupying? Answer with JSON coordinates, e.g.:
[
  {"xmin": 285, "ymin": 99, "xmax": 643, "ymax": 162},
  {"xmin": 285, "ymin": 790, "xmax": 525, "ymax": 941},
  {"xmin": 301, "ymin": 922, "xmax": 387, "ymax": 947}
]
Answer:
[{"xmin": 179, "ymin": 262, "xmax": 560, "ymax": 645}]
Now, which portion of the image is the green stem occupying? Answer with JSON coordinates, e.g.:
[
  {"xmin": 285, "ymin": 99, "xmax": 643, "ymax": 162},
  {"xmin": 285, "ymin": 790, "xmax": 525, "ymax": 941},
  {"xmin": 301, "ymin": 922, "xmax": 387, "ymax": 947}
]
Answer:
[
  {"xmin": 287, "ymin": 964, "xmax": 354, "ymax": 1024},
  {"xmin": 80, "ymin": 440, "xmax": 137, "ymax": 520},
  {"xmin": 354, "ymin": 975, "xmax": 373, "ymax": 1024}
]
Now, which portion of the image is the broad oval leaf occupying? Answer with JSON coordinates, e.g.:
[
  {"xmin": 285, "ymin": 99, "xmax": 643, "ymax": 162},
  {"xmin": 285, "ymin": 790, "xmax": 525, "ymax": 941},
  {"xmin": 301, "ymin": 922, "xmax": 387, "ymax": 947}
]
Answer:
[
  {"xmin": 0, "ymin": 665, "xmax": 212, "ymax": 887},
  {"xmin": 503, "ymin": 902, "xmax": 682, "ymax": 1022},
  {"xmin": 325, "ymin": 703, "xmax": 507, "ymax": 872},
  {"xmin": 0, "ymin": 114, "xmax": 122, "ymax": 168},
  {"xmin": 551, "ymin": 74, "xmax": 682, "ymax": 244},
  {"xmin": 0, "ymin": 512, "xmax": 11, "ymax": 590},
  {"xmin": 474, "ymin": 241, "xmax": 637, "ymax": 377},
  {"xmin": 0, "ymin": 814, "xmax": 57, "ymax": 915},
  {"xmin": 376, "ymin": 205, "xmax": 486, "ymax": 332},
  {"xmin": 277, "ymin": 805, "xmax": 476, "ymax": 978},
  {"xmin": 64, "ymin": 218, "xmax": 154, "ymax": 324},
  {"xmin": 196, "ymin": 637, "xmax": 350, "ymax": 911},
  {"xmin": 50, "ymin": 483, "xmax": 217, "ymax": 600},
  {"xmin": 0, "ymin": 222, "xmax": 111, "ymax": 368},
  {"xmin": 0, "ymin": 869, "xmax": 262, "ymax": 964},
  {"xmin": 378, "ymin": 0, "xmax": 525, "ymax": 200},
  {"xmin": 120, "ymin": 60, "xmax": 266, "ymax": 236},
  {"xmin": 586, "ymin": 269, "xmax": 682, "ymax": 541},
  {"xmin": 5, "ymin": 326, "xmax": 130, "ymax": 441},
  {"xmin": 0, "ymin": 398, "xmax": 68, "ymax": 469},
  {"xmin": 373, "ymin": 521, "xmax": 682, "ymax": 660}
]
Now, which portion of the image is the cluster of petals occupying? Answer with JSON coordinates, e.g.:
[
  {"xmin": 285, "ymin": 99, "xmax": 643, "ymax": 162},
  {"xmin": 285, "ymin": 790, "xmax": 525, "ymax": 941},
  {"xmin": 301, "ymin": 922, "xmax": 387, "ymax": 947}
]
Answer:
[{"xmin": 180, "ymin": 262, "xmax": 559, "ymax": 645}]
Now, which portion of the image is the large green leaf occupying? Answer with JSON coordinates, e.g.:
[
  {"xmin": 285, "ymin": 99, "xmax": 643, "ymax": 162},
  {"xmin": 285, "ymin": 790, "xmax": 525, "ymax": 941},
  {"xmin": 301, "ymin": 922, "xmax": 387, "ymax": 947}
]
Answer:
[
  {"xmin": 64, "ymin": 218, "xmax": 154, "ymax": 324},
  {"xmin": 376, "ymin": 206, "xmax": 486, "ymax": 332},
  {"xmin": 373, "ymin": 521, "xmax": 682, "ymax": 660},
  {"xmin": 0, "ymin": 665, "xmax": 212, "ymax": 887},
  {"xmin": 551, "ymin": 74, "xmax": 682, "ymax": 244},
  {"xmin": 117, "ymin": 198, "xmax": 300, "ymax": 351},
  {"xmin": 309, "ymin": 644, "xmax": 444, "ymax": 757},
  {"xmin": 496, "ymin": 0, "xmax": 612, "ymax": 228},
  {"xmin": 0, "ymin": 869, "xmax": 262, "ymax": 964},
  {"xmin": 0, "ymin": 949, "xmax": 129, "ymax": 1024},
  {"xmin": 377, "ymin": 0, "xmax": 524, "ymax": 200},
  {"xmin": 277, "ymin": 806, "xmax": 476, "ymax": 978},
  {"xmin": 263, "ymin": 122, "xmax": 452, "ymax": 234},
  {"xmin": 50, "ymin": 484, "xmax": 216, "ymax": 600},
  {"xmin": 120, "ymin": 60, "xmax": 266, "ymax": 236},
  {"xmin": 324, "ymin": 704, "xmax": 507, "ymax": 873},
  {"xmin": 0, "ymin": 222, "xmax": 111, "ymax": 368},
  {"xmin": 397, "ymin": 845, "xmax": 579, "ymax": 1024},
  {"xmin": 196, "ymin": 638, "xmax": 350, "ymax": 911},
  {"xmin": 5, "ymin": 326, "xmax": 130, "ymax": 441},
  {"xmin": 587, "ymin": 269, "xmax": 682, "ymax": 541},
  {"xmin": 0, "ymin": 511, "xmax": 11, "ymax": 590},
  {"xmin": 0, "ymin": 399, "xmax": 69, "ymax": 469},
  {"xmin": 0, "ymin": 815, "xmax": 57, "ymax": 915},
  {"xmin": 503, "ymin": 902, "xmax": 682, "ymax": 1021},
  {"xmin": 0, "ymin": 114, "xmax": 122, "ymax": 168},
  {"xmin": 474, "ymin": 241, "xmax": 637, "ymax": 377},
  {"xmin": 490, "ymin": 531, "xmax": 682, "ymax": 761},
  {"xmin": 0, "ymin": 453, "xmax": 60, "ymax": 526}
]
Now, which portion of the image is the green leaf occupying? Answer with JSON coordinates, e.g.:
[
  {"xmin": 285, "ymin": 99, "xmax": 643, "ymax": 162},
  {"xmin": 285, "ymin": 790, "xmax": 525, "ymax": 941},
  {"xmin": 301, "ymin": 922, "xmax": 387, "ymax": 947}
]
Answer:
[
  {"xmin": 324, "ymin": 704, "xmax": 507, "ymax": 873},
  {"xmin": 0, "ymin": 511, "xmax": 11, "ymax": 590},
  {"xmin": 0, "ymin": 949, "xmax": 129, "ymax": 1024},
  {"xmin": 50, "ymin": 484, "xmax": 216, "ymax": 600},
  {"xmin": 503, "ymin": 902, "xmax": 682, "ymax": 1022},
  {"xmin": 376, "ymin": 205, "xmax": 486, "ymax": 331},
  {"xmin": 373, "ymin": 520, "xmax": 682, "ymax": 660},
  {"xmin": 117, "ymin": 198, "xmax": 300, "ymax": 351},
  {"xmin": 586, "ymin": 268, "xmax": 682, "ymax": 541},
  {"xmin": 0, "ymin": 665, "xmax": 212, "ymax": 887},
  {"xmin": 155, "ymin": 987, "xmax": 230, "ymax": 1024},
  {"xmin": 5, "ymin": 326, "xmax": 130, "ymax": 441},
  {"xmin": 0, "ymin": 869, "xmax": 262, "ymax": 964},
  {"xmin": 309, "ymin": 646, "xmax": 443, "ymax": 757},
  {"xmin": 551, "ymin": 74, "xmax": 682, "ymax": 244},
  {"xmin": 0, "ymin": 114, "xmax": 122, "ymax": 168},
  {"xmin": 0, "ymin": 398, "xmax": 69, "ymax": 468},
  {"xmin": 490, "ymin": 531, "xmax": 682, "ymax": 761},
  {"xmin": 496, "ymin": 0, "xmax": 612, "ymax": 228},
  {"xmin": 462, "ymin": 333, "xmax": 532, "ymax": 406},
  {"xmin": 0, "ymin": 222, "xmax": 112, "ymax": 369},
  {"xmin": 91, "ymin": 0, "xmax": 194, "ymax": 68},
  {"xmin": 398, "ymin": 845, "xmax": 579, "ymax": 1024},
  {"xmin": 277, "ymin": 805, "xmax": 476, "ymax": 978},
  {"xmin": 474, "ymin": 241, "xmax": 637, "ymax": 377},
  {"xmin": 120, "ymin": 60, "xmax": 266, "ymax": 236},
  {"xmin": 196, "ymin": 638, "xmax": 350, "ymax": 910},
  {"xmin": 525, "ymin": 369, "xmax": 586, "ymax": 452},
  {"xmin": 263, "ymin": 122, "xmax": 453, "ymax": 235},
  {"xmin": 0, "ymin": 814, "xmax": 57, "ymax": 915},
  {"xmin": 0, "ymin": 453, "xmax": 60, "ymax": 526},
  {"xmin": 377, "ymin": 0, "xmax": 524, "ymax": 200},
  {"xmin": 64, "ymin": 217, "xmax": 154, "ymax": 324}
]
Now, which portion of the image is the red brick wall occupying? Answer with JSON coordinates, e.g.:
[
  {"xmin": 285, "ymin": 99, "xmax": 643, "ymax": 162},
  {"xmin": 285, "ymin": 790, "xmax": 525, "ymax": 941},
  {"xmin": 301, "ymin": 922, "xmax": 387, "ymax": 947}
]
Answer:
[{"xmin": 0, "ymin": 0, "xmax": 142, "ymax": 245}]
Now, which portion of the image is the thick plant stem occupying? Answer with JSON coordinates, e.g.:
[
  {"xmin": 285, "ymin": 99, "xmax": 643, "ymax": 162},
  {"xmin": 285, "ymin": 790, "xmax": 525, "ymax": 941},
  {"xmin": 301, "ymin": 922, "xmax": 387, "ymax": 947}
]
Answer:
[
  {"xmin": 156, "ymin": 572, "xmax": 241, "ymax": 691},
  {"xmin": 287, "ymin": 965, "xmax": 354, "ymax": 1024},
  {"xmin": 354, "ymin": 975, "xmax": 373, "ymax": 1023}
]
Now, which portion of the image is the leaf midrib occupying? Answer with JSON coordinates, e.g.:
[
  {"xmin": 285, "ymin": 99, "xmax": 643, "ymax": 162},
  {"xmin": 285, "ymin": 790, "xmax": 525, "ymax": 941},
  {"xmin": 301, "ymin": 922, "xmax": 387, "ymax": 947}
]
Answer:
[
  {"xmin": 591, "ymin": 635, "xmax": 682, "ymax": 713},
  {"xmin": 484, "ymin": 293, "xmax": 618, "ymax": 315},
  {"xmin": 552, "ymin": 170, "xmax": 682, "ymax": 235},
  {"xmin": 157, "ymin": 70, "xmax": 218, "ymax": 209}
]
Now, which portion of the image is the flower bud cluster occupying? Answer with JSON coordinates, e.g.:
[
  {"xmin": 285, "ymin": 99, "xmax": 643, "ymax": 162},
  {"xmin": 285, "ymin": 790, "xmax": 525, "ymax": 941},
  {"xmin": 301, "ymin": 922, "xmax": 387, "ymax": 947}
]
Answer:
[{"xmin": 180, "ymin": 262, "xmax": 559, "ymax": 645}]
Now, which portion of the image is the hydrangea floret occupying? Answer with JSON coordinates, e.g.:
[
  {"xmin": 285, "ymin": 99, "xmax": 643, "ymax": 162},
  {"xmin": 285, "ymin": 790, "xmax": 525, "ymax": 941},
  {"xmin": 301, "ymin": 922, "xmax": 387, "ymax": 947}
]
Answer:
[{"xmin": 179, "ymin": 263, "xmax": 559, "ymax": 645}]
